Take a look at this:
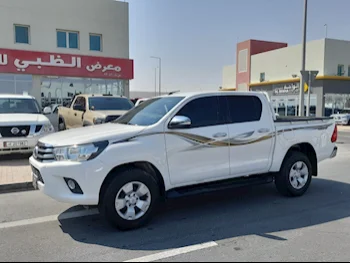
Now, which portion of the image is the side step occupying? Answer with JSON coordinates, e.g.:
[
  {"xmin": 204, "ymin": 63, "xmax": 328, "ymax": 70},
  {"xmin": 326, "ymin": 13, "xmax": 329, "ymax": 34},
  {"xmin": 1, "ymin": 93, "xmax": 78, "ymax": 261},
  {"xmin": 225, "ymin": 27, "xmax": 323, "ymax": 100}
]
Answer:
[{"xmin": 166, "ymin": 174, "xmax": 274, "ymax": 199}]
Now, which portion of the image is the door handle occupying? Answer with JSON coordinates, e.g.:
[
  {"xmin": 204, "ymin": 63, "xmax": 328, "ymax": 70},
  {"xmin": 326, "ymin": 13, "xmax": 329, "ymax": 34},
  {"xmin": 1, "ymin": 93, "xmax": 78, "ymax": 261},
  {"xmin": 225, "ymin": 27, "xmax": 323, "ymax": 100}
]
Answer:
[
  {"xmin": 213, "ymin": 132, "xmax": 227, "ymax": 138},
  {"xmin": 258, "ymin": 128, "xmax": 270, "ymax": 133}
]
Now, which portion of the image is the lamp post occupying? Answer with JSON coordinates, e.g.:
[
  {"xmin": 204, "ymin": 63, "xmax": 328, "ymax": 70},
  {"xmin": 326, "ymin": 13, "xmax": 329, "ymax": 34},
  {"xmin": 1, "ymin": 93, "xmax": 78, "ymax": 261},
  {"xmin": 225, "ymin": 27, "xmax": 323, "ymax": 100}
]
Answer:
[
  {"xmin": 324, "ymin": 24, "xmax": 328, "ymax": 38},
  {"xmin": 299, "ymin": 0, "xmax": 308, "ymax": 116},
  {"xmin": 151, "ymin": 56, "xmax": 162, "ymax": 96}
]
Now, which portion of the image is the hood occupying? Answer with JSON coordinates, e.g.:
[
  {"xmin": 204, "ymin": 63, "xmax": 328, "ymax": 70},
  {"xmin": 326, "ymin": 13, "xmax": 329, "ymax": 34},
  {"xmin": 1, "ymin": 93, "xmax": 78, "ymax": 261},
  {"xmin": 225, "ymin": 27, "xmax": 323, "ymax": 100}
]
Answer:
[
  {"xmin": 93, "ymin": 110, "xmax": 128, "ymax": 118},
  {"xmin": 0, "ymin": 114, "xmax": 50, "ymax": 126},
  {"xmin": 39, "ymin": 123, "xmax": 146, "ymax": 147}
]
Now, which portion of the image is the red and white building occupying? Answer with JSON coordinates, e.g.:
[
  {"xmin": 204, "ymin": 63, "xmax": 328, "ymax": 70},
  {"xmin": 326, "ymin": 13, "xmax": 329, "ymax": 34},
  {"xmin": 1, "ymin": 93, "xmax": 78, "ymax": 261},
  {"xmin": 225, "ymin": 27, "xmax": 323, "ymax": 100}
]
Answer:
[{"xmin": 0, "ymin": 0, "xmax": 133, "ymax": 108}]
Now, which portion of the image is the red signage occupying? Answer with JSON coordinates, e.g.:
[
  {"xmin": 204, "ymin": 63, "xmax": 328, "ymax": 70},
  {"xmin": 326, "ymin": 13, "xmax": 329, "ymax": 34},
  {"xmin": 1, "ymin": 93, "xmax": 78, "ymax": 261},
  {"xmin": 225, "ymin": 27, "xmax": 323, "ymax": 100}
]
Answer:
[{"xmin": 0, "ymin": 48, "xmax": 134, "ymax": 80}]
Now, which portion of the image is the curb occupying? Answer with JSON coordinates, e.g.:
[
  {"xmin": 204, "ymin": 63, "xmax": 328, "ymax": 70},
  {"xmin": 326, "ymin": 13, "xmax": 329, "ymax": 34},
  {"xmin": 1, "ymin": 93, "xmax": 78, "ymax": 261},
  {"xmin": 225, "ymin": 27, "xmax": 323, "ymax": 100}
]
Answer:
[{"xmin": 0, "ymin": 182, "xmax": 35, "ymax": 194}]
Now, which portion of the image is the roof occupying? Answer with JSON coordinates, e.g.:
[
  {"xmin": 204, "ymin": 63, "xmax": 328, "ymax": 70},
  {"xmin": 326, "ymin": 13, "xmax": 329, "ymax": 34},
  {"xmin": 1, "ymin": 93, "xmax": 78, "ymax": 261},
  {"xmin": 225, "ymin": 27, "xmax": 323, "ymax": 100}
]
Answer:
[
  {"xmin": 0, "ymin": 94, "xmax": 34, "ymax": 99},
  {"xmin": 164, "ymin": 90, "xmax": 263, "ymax": 98},
  {"xmin": 77, "ymin": 94, "xmax": 128, "ymax": 98}
]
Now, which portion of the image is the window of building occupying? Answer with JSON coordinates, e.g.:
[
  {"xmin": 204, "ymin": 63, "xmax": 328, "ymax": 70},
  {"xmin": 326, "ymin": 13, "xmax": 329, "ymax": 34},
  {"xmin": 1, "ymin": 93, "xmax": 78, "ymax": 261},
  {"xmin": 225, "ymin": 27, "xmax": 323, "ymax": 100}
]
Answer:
[
  {"xmin": 57, "ymin": 30, "xmax": 79, "ymax": 49},
  {"xmin": 337, "ymin": 64, "xmax": 345, "ymax": 76},
  {"xmin": 260, "ymin": 72, "xmax": 265, "ymax": 82},
  {"xmin": 90, "ymin": 34, "xmax": 102, "ymax": 51},
  {"xmin": 14, "ymin": 25, "xmax": 30, "ymax": 44},
  {"xmin": 224, "ymin": 95, "xmax": 263, "ymax": 124},
  {"xmin": 176, "ymin": 96, "xmax": 223, "ymax": 128},
  {"xmin": 238, "ymin": 49, "xmax": 248, "ymax": 73}
]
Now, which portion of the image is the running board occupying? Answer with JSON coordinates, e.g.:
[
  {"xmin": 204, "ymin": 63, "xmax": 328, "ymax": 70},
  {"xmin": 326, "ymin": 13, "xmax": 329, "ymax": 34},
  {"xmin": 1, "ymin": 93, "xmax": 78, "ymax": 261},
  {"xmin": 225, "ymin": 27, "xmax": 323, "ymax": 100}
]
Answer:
[{"xmin": 166, "ymin": 174, "xmax": 274, "ymax": 199}]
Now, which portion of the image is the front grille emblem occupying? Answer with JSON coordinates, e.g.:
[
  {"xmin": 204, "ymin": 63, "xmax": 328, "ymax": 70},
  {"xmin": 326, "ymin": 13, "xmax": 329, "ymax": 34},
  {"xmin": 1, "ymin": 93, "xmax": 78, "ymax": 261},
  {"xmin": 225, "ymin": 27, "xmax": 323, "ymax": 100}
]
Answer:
[{"xmin": 11, "ymin": 127, "xmax": 20, "ymax": 135}]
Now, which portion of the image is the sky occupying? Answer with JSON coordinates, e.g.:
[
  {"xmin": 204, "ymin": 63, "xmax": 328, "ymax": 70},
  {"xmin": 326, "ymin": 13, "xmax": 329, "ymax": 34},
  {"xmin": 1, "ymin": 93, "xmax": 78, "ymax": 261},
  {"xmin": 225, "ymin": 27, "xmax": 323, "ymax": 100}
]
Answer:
[{"xmin": 128, "ymin": 0, "xmax": 350, "ymax": 93}]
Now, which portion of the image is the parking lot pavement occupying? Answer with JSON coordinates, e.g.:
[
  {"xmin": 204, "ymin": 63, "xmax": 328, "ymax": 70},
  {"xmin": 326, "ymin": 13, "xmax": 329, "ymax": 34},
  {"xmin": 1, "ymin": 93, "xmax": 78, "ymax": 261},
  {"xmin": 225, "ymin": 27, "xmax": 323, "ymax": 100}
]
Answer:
[
  {"xmin": 0, "ymin": 139, "xmax": 350, "ymax": 261},
  {"xmin": 0, "ymin": 154, "xmax": 31, "ymax": 187}
]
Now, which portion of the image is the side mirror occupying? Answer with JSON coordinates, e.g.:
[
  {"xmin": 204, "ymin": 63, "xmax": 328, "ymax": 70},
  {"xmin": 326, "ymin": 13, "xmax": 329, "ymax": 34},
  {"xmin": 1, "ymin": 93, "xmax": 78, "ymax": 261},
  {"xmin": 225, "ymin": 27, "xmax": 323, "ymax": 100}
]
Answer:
[
  {"xmin": 169, "ymin": 116, "xmax": 191, "ymax": 129},
  {"xmin": 73, "ymin": 104, "xmax": 85, "ymax": 112},
  {"xmin": 43, "ymin": 107, "xmax": 52, "ymax": 115}
]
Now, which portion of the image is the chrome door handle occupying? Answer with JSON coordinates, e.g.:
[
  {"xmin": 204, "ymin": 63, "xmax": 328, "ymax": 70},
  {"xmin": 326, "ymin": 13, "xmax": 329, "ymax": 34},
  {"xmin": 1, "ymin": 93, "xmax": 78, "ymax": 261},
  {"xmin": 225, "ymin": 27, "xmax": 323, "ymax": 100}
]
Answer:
[
  {"xmin": 213, "ymin": 132, "xmax": 227, "ymax": 138},
  {"xmin": 258, "ymin": 128, "xmax": 270, "ymax": 133}
]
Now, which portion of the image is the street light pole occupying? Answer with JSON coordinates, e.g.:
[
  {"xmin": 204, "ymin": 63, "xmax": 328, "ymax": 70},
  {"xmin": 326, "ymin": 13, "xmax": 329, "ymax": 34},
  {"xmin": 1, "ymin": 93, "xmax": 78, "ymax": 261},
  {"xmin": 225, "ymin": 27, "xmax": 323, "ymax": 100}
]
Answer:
[
  {"xmin": 324, "ymin": 24, "xmax": 328, "ymax": 38},
  {"xmin": 151, "ymin": 56, "xmax": 162, "ymax": 95},
  {"xmin": 154, "ymin": 67, "xmax": 158, "ymax": 96},
  {"xmin": 299, "ymin": 0, "xmax": 308, "ymax": 116}
]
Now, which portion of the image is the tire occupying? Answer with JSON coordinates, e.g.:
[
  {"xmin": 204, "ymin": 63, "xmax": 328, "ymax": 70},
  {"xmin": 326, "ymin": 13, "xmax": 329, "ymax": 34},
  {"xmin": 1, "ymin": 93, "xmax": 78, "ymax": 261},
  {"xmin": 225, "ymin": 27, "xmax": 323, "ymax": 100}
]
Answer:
[
  {"xmin": 275, "ymin": 151, "xmax": 312, "ymax": 197},
  {"xmin": 58, "ymin": 119, "xmax": 66, "ymax": 131},
  {"xmin": 100, "ymin": 168, "xmax": 160, "ymax": 231}
]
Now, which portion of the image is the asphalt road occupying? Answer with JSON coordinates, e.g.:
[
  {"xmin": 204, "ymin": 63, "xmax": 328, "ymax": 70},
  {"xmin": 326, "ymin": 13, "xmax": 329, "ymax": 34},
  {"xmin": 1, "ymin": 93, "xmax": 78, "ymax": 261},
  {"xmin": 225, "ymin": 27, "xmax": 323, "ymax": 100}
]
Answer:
[{"xmin": 1, "ymin": 134, "xmax": 350, "ymax": 262}]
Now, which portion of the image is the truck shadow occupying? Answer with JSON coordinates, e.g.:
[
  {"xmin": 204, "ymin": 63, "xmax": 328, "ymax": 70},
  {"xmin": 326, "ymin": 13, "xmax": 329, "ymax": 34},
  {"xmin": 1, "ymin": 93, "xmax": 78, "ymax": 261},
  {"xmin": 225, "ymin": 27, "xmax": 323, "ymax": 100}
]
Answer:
[
  {"xmin": 0, "ymin": 154, "xmax": 31, "ymax": 166},
  {"xmin": 58, "ymin": 178, "xmax": 350, "ymax": 251}
]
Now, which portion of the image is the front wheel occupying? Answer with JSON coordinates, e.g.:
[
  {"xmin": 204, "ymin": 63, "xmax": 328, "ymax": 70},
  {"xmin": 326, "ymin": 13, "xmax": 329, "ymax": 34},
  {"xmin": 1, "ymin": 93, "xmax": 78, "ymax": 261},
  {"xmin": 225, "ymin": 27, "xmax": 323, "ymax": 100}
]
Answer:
[
  {"xmin": 275, "ymin": 151, "xmax": 312, "ymax": 197},
  {"xmin": 58, "ymin": 119, "xmax": 66, "ymax": 131},
  {"xmin": 100, "ymin": 169, "xmax": 160, "ymax": 231}
]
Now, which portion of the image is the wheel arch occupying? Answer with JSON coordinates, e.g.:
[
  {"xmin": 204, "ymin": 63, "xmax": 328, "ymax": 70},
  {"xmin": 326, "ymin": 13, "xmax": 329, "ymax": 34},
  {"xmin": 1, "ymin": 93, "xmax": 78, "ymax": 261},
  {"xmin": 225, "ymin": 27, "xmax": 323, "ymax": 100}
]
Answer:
[
  {"xmin": 99, "ymin": 161, "xmax": 166, "ymax": 205},
  {"xmin": 282, "ymin": 142, "xmax": 318, "ymax": 176}
]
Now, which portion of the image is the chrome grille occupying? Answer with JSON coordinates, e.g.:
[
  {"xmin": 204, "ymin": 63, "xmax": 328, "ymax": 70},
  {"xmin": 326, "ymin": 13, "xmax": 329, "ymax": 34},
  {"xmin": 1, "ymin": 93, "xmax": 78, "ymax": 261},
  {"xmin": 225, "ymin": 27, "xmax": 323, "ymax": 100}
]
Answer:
[{"xmin": 33, "ymin": 142, "xmax": 55, "ymax": 162}]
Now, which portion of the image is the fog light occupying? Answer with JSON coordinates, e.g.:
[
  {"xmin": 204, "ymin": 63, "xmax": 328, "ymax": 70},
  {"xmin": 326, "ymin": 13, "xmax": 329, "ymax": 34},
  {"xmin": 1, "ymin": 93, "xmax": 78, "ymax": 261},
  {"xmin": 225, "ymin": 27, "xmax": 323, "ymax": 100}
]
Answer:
[
  {"xmin": 67, "ymin": 180, "xmax": 76, "ymax": 190},
  {"xmin": 64, "ymin": 178, "xmax": 83, "ymax": 195}
]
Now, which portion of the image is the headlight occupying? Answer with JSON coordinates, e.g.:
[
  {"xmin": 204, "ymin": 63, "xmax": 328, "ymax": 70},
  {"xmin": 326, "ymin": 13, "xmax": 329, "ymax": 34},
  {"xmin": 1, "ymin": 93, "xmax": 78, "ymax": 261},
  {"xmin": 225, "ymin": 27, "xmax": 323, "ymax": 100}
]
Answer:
[
  {"xmin": 53, "ymin": 141, "xmax": 109, "ymax": 162},
  {"xmin": 43, "ymin": 123, "xmax": 55, "ymax": 133},
  {"xmin": 93, "ymin": 118, "xmax": 105, "ymax": 125}
]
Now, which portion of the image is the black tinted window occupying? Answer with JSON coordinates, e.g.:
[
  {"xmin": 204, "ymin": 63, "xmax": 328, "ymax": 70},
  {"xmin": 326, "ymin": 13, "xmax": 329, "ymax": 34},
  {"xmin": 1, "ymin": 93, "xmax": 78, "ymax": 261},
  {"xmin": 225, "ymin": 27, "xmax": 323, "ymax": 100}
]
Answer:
[
  {"xmin": 177, "ymin": 96, "xmax": 223, "ymax": 128},
  {"xmin": 89, "ymin": 97, "xmax": 133, "ymax": 111},
  {"xmin": 225, "ymin": 95, "xmax": 262, "ymax": 123}
]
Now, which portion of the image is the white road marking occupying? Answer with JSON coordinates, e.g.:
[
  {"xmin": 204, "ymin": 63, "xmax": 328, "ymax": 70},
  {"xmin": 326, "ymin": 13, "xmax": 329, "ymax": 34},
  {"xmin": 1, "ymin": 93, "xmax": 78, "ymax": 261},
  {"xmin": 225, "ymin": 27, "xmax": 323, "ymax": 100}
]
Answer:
[
  {"xmin": 0, "ymin": 209, "xmax": 99, "ymax": 230},
  {"xmin": 124, "ymin": 241, "xmax": 218, "ymax": 262}
]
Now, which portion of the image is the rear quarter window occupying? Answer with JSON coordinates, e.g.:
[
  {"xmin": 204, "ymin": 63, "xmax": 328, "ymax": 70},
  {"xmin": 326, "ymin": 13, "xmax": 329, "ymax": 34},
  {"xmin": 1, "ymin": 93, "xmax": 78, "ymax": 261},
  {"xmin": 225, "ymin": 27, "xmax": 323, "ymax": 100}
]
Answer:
[{"xmin": 225, "ymin": 95, "xmax": 263, "ymax": 124}]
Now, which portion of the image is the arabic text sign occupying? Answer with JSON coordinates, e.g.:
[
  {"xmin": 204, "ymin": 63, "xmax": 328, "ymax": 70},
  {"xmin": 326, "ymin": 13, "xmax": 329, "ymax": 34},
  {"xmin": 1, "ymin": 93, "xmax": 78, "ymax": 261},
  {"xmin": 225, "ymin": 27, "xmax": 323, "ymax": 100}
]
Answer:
[
  {"xmin": 0, "ymin": 48, "xmax": 134, "ymax": 79},
  {"xmin": 273, "ymin": 83, "xmax": 301, "ymax": 95}
]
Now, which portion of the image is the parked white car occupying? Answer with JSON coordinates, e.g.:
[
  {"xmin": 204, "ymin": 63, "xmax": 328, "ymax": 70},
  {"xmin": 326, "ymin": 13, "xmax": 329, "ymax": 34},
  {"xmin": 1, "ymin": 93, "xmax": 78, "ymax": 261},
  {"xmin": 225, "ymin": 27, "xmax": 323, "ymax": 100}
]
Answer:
[
  {"xmin": 0, "ymin": 94, "xmax": 55, "ymax": 155},
  {"xmin": 331, "ymin": 112, "xmax": 350, "ymax": 125},
  {"xmin": 30, "ymin": 91, "xmax": 338, "ymax": 230}
]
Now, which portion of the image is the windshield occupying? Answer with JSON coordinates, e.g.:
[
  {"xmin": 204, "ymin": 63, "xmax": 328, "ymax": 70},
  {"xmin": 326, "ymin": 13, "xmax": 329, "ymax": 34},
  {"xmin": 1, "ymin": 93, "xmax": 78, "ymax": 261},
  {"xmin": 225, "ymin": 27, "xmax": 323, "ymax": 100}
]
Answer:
[
  {"xmin": 0, "ymin": 98, "xmax": 41, "ymax": 114},
  {"xmin": 114, "ymin": 96, "xmax": 185, "ymax": 126},
  {"xmin": 89, "ymin": 97, "xmax": 134, "ymax": 111}
]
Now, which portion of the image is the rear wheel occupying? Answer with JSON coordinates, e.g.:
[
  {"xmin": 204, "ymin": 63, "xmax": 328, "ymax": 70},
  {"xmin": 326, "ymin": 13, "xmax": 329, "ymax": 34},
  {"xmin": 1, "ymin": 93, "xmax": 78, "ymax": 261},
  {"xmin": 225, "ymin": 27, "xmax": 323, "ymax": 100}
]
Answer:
[
  {"xmin": 275, "ymin": 151, "xmax": 312, "ymax": 197},
  {"xmin": 100, "ymin": 168, "xmax": 160, "ymax": 231}
]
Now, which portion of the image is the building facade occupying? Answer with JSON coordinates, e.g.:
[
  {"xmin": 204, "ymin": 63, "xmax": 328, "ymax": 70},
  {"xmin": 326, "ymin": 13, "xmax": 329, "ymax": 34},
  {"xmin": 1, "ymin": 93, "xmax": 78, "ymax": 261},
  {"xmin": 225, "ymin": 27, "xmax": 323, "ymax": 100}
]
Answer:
[
  {"xmin": 0, "ymin": 0, "xmax": 133, "ymax": 108},
  {"xmin": 222, "ymin": 38, "xmax": 350, "ymax": 117}
]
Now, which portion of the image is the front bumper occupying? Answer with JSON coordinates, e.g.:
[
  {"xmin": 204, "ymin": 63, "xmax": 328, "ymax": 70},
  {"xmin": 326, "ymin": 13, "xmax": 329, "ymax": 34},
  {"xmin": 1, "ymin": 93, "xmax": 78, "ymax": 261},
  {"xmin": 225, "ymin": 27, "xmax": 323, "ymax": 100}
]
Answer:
[
  {"xmin": 330, "ymin": 146, "xmax": 338, "ymax": 159},
  {"xmin": 29, "ymin": 156, "xmax": 109, "ymax": 206},
  {"xmin": 0, "ymin": 136, "xmax": 41, "ymax": 155}
]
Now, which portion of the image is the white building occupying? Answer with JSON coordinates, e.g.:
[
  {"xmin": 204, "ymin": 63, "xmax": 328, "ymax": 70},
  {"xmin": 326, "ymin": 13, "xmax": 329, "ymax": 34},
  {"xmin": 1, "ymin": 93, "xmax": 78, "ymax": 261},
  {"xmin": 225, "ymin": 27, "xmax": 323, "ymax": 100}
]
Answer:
[
  {"xmin": 0, "ymin": 0, "xmax": 133, "ymax": 108},
  {"xmin": 222, "ymin": 38, "xmax": 350, "ymax": 117}
]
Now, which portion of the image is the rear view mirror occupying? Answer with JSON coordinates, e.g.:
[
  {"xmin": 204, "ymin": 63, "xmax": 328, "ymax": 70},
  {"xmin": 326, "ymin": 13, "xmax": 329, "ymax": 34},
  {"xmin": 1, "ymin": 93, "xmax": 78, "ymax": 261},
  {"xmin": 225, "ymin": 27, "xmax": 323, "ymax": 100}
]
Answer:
[{"xmin": 169, "ymin": 116, "xmax": 191, "ymax": 129}]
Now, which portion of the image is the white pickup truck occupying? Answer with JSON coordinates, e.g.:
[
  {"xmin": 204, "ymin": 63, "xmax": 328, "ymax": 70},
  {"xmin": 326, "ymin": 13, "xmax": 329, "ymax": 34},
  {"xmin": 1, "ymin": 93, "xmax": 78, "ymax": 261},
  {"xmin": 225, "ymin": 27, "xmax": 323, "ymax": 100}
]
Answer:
[
  {"xmin": 0, "ymin": 94, "xmax": 55, "ymax": 155},
  {"xmin": 30, "ymin": 91, "xmax": 338, "ymax": 230}
]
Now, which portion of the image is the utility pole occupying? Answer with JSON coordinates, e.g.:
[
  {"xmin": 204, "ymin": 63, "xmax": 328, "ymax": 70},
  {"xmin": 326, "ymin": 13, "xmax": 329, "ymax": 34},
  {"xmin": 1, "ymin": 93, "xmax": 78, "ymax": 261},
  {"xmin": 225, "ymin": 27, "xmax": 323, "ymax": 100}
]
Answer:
[
  {"xmin": 299, "ymin": 0, "xmax": 308, "ymax": 116},
  {"xmin": 151, "ymin": 56, "xmax": 162, "ymax": 95}
]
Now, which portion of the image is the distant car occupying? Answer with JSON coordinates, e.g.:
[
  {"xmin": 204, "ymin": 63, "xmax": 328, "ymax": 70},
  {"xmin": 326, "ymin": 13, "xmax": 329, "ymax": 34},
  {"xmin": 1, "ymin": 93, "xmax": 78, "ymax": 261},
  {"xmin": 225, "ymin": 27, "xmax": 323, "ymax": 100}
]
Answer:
[
  {"xmin": 58, "ymin": 94, "xmax": 134, "ymax": 130},
  {"xmin": 0, "ymin": 94, "xmax": 54, "ymax": 155},
  {"xmin": 331, "ymin": 112, "xmax": 350, "ymax": 125}
]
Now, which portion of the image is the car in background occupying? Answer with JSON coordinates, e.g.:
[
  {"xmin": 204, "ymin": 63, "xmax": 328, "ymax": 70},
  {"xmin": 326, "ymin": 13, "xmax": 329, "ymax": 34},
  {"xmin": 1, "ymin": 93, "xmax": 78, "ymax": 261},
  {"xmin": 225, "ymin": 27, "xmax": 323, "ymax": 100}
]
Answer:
[
  {"xmin": 0, "ymin": 94, "xmax": 54, "ymax": 155},
  {"xmin": 331, "ymin": 109, "xmax": 350, "ymax": 125},
  {"xmin": 58, "ymin": 94, "xmax": 134, "ymax": 130}
]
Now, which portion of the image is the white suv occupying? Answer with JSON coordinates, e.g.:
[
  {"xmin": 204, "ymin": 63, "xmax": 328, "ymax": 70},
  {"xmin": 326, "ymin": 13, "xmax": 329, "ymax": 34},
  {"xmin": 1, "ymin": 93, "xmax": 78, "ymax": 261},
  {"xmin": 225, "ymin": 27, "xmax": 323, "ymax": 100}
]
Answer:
[{"xmin": 0, "ymin": 94, "xmax": 55, "ymax": 155}]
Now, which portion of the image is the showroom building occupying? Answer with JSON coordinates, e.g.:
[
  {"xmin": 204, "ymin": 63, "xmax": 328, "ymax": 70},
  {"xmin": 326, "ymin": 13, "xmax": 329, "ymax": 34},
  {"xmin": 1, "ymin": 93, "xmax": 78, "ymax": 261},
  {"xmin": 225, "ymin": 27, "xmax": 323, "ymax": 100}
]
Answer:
[
  {"xmin": 222, "ymin": 38, "xmax": 350, "ymax": 117},
  {"xmin": 0, "ymin": 0, "xmax": 133, "ymax": 108}
]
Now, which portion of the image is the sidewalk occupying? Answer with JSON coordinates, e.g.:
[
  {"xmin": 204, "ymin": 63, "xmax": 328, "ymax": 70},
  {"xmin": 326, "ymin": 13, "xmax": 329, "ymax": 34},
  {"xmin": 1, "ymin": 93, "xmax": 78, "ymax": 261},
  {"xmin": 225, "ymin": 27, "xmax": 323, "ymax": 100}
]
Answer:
[
  {"xmin": 338, "ymin": 125, "xmax": 350, "ymax": 132},
  {"xmin": 0, "ymin": 154, "xmax": 33, "ymax": 193}
]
